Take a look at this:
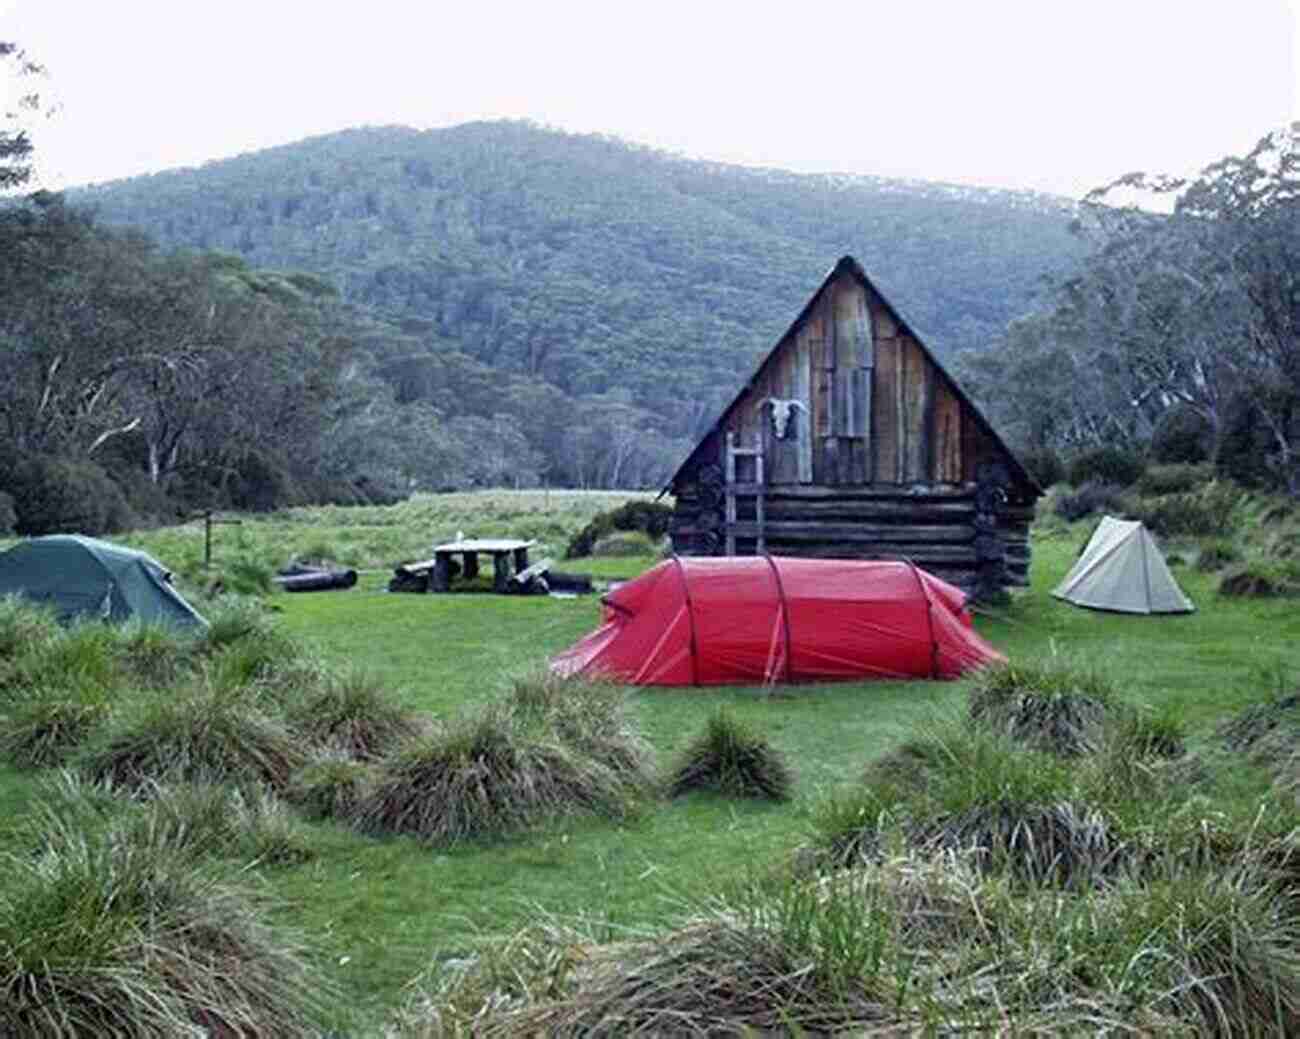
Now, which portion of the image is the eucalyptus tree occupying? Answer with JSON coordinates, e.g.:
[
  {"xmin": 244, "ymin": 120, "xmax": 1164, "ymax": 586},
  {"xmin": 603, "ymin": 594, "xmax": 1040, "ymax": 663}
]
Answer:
[{"xmin": 0, "ymin": 40, "xmax": 44, "ymax": 191}]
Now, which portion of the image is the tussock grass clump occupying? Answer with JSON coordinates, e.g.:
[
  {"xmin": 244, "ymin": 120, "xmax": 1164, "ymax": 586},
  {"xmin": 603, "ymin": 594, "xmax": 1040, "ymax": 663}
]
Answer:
[
  {"xmin": 0, "ymin": 685, "xmax": 111, "ymax": 768},
  {"xmin": 200, "ymin": 594, "xmax": 278, "ymax": 650},
  {"xmin": 1220, "ymin": 560, "xmax": 1300, "ymax": 598},
  {"xmin": 506, "ymin": 669, "xmax": 654, "ymax": 776},
  {"xmin": 0, "ymin": 595, "xmax": 60, "ymax": 663},
  {"xmin": 79, "ymin": 680, "xmax": 307, "ymax": 792},
  {"xmin": 668, "ymin": 708, "xmax": 794, "ymax": 801},
  {"xmin": 1220, "ymin": 690, "xmax": 1300, "ymax": 757},
  {"xmin": 1032, "ymin": 862, "xmax": 1300, "ymax": 1035},
  {"xmin": 1105, "ymin": 701, "xmax": 1188, "ymax": 759},
  {"xmin": 0, "ymin": 800, "xmax": 334, "ymax": 1036},
  {"xmin": 916, "ymin": 798, "xmax": 1123, "ymax": 888},
  {"xmin": 9, "ymin": 621, "xmax": 122, "ymax": 697},
  {"xmin": 128, "ymin": 780, "xmax": 318, "ymax": 866},
  {"xmin": 288, "ymin": 754, "xmax": 376, "ymax": 821},
  {"xmin": 966, "ymin": 657, "xmax": 1120, "ymax": 756},
  {"xmin": 11, "ymin": 772, "xmax": 314, "ymax": 867},
  {"xmin": 287, "ymin": 666, "xmax": 429, "ymax": 760},
  {"xmin": 113, "ymin": 620, "xmax": 196, "ymax": 687},
  {"xmin": 404, "ymin": 871, "xmax": 909, "ymax": 1037},
  {"xmin": 402, "ymin": 852, "xmax": 1300, "ymax": 1037},
  {"xmin": 352, "ymin": 704, "xmax": 645, "ymax": 846},
  {"xmin": 811, "ymin": 723, "xmax": 1133, "ymax": 887}
]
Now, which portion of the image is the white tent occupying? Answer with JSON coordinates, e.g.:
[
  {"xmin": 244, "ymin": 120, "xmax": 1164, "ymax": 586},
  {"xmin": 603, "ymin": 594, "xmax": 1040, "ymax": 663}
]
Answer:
[{"xmin": 1052, "ymin": 516, "xmax": 1195, "ymax": 614}]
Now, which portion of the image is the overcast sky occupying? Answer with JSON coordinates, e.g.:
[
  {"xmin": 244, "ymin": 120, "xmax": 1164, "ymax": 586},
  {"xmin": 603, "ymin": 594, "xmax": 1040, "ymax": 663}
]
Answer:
[{"xmin": 4, "ymin": 0, "xmax": 1297, "ymax": 198}]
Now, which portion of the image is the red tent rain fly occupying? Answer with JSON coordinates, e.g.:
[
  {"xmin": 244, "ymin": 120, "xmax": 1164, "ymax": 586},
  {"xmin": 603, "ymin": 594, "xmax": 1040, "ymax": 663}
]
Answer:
[{"xmin": 551, "ymin": 556, "xmax": 1004, "ymax": 687}]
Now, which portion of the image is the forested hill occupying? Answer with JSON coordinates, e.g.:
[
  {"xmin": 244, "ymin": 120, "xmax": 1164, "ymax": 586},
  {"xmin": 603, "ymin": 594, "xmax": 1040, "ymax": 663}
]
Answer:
[{"xmin": 75, "ymin": 122, "xmax": 1083, "ymax": 436}]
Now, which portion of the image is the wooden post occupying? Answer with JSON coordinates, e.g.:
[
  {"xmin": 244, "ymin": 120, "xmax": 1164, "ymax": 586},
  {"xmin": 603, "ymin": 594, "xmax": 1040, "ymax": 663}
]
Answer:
[
  {"xmin": 463, "ymin": 553, "xmax": 479, "ymax": 579},
  {"xmin": 492, "ymin": 552, "xmax": 511, "ymax": 594},
  {"xmin": 724, "ymin": 431, "xmax": 737, "ymax": 555},
  {"xmin": 754, "ymin": 432, "xmax": 766, "ymax": 554},
  {"xmin": 192, "ymin": 510, "xmax": 242, "ymax": 570}
]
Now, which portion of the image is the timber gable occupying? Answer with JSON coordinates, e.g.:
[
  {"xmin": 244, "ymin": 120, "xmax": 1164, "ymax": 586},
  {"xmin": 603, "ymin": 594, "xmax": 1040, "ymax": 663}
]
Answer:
[{"xmin": 666, "ymin": 255, "xmax": 1041, "ymax": 596}]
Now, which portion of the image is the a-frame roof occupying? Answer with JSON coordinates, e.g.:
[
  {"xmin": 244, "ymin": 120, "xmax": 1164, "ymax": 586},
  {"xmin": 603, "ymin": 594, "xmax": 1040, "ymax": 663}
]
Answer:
[{"xmin": 664, "ymin": 255, "xmax": 1037, "ymax": 494}]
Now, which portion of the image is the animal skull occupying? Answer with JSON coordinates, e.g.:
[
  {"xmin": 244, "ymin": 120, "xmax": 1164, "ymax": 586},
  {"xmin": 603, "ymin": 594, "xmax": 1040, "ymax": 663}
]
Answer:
[{"xmin": 759, "ymin": 398, "xmax": 807, "ymax": 440}]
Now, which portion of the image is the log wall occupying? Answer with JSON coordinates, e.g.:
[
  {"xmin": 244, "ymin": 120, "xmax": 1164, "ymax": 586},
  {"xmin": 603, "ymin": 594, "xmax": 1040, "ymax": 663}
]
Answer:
[{"xmin": 669, "ymin": 483, "xmax": 1031, "ymax": 592}]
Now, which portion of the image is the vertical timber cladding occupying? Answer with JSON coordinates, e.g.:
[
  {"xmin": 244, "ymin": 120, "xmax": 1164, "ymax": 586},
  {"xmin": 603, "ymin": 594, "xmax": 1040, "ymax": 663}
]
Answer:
[{"xmin": 811, "ymin": 275, "xmax": 874, "ymax": 485}]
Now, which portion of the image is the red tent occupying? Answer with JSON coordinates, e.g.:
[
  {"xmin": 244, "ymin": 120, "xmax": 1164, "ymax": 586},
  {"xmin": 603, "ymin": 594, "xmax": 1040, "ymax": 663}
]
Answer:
[{"xmin": 551, "ymin": 556, "xmax": 1004, "ymax": 687}]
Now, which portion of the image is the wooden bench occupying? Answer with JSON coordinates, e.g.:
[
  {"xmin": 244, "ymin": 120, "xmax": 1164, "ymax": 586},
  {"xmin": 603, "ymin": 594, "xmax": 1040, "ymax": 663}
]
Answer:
[{"xmin": 507, "ymin": 557, "xmax": 554, "ymax": 595}]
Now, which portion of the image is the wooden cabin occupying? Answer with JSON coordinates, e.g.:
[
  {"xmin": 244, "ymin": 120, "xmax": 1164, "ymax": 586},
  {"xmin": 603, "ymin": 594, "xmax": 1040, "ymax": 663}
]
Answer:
[{"xmin": 665, "ymin": 256, "xmax": 1041, "ymax": 597}]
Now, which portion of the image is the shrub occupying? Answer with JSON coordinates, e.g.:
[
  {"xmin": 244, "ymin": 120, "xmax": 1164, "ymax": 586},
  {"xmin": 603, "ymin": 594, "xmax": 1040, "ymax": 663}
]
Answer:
[
  {"xmin": 351, "ymin": 703, "xmax": 645, "ymax": 846},
  {"xmin": 565, "ymin": 500, "xmax": 674, "ymax": 559},
  {"xmin": 966, "ymin": 658, "xmax": 1120, "ymax": 757},
  {"xmin": 1066, "ymin": 447, "xmax": 1145, "ymax": 489},
  {"xmin": 1018, "ymin": 447, "xmax": 1065, "ymax": 489},
  {"xmin": 668, "ymin": 709, "xmax": 794, "ymax": 801},
  {"xmin": 1196, "ymin": 538, "xmax": 1241, "ymax": 572},
  {"xmin": 1219, "ymin": 561, "xmax": 1300, "ymax": 598},
  {"xmin": 79, "ymin": 680, "xmax": 308, "ymax": 792},
  {"xmin": 591, "ymin": 531, "xmax": 658, "ymax": 557},
  {"xmin": 1216, "ymin": 391, "xmax": 1286, "ymax": 489},
  {"xmin": 0, "ymin": 799, "xmax": 334, "ymax": 1036},
  {"xmin": 1135, "ymin": 462, "xmax": 1213, "ymax": 496},
  {"xmin": 0, "ymin": 490, "xmax": 14, "ymax": 536},
  {"xmin": 285, "ymin": 667, "xmax": 427, "ymax": 760},
  {"xmin": 226, "ymin": 449, "xmax": 299, "ymax": 512},
  {"xmin": 1150, "ymin": 404, "xmax": 1212, "ymax": 464},
  {"xmin": 3, "ymin": 455, "xmax": 137, "ymax": 536},
  {"xmin": 1053, "ymin": 481, "xmax": 1130, "ymax": 523},
  {"xmin": 1133, "ymin": 482, "xmax": 1241, "ymax": 538}
]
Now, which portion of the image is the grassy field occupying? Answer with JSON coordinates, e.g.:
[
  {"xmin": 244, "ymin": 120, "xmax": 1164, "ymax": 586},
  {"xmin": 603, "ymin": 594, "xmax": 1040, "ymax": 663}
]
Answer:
[{"xmin": 3, "ymin": 488, "xmax": 1300, "ymax": 1033}]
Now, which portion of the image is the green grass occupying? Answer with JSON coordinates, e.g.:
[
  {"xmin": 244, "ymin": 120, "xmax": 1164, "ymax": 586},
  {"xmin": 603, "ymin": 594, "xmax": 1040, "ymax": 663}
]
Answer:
[{"xmin": 3, "ymin": 492, "xmax": 1300, "ymax": 1031}]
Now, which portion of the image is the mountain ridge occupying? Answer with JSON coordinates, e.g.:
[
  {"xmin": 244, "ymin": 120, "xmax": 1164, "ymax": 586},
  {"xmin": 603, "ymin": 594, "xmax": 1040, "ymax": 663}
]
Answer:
[{"xmin": 71, "ymin": 119, "xmax": 1085, "ymax": 445}]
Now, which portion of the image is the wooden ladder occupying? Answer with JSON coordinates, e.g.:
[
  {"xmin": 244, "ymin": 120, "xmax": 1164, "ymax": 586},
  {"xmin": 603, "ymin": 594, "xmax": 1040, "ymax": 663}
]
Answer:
[{"xmin": 724, "ymin": 431, "xmax": 765, "ymax": 555}]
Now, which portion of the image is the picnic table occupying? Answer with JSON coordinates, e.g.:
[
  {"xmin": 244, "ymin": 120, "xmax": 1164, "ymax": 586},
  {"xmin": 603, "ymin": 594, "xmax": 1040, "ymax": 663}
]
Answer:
[{"xmin": 430, "ymin": 538, "xmax": 537, "ymax": 593}]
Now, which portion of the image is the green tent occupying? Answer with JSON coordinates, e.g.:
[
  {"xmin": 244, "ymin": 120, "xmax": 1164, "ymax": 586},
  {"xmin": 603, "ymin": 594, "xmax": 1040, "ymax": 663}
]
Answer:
[{"xmin": 0, "ymin": 535, "xmax": 207, "ymax": 629}]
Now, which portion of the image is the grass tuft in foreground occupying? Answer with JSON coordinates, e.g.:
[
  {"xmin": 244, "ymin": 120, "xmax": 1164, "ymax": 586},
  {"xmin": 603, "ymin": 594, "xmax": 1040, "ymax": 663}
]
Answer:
[
  {"xmin": 506, "ymin": 669, "xmax": 654, "ymax": 776},
  {"xmin": 668, "ymin": 708, "xmax": 794, "ymax": 802},
  {"xmin": 78, "ymin": 678, "xmax": 307, "ymax": 792},
  {"xmin": 396, "ymin": 848, "xmax": 1300, "ymax": 1036},
  {"xmin": 287, "ymin": 754, "xmax": 376, "ymax": 821},
  {"xmin": 286, "ymin": 666, "xmax": 430, "ymax": 760},
  {"xmin": 0, "ymin": 789, "xmax": 335, "ymax": 1037},
  {"xmin": 0, "ymin": 683, "xmax": 111, "ymax": 768}
]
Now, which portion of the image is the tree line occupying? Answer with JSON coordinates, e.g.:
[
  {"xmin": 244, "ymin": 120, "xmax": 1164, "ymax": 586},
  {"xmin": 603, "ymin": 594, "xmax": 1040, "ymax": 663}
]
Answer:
[{"xmin": 956, "ymin": 125, "xmax": 1300, "ymax": 494}]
